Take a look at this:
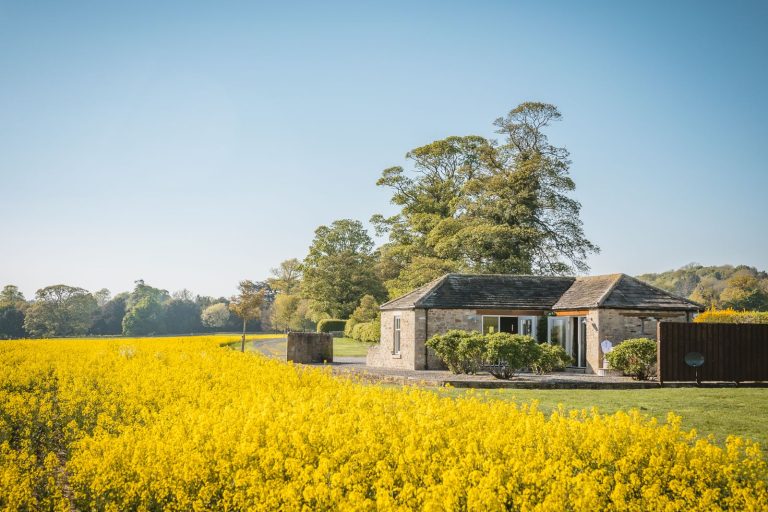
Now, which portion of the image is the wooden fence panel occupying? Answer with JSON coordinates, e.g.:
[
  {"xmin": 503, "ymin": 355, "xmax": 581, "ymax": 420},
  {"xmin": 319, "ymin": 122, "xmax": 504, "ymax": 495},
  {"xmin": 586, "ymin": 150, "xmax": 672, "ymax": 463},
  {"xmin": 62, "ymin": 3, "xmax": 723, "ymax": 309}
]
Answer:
[{"xmin": 658, "ymin": 323, "xmax": 768, "ymax": 383}]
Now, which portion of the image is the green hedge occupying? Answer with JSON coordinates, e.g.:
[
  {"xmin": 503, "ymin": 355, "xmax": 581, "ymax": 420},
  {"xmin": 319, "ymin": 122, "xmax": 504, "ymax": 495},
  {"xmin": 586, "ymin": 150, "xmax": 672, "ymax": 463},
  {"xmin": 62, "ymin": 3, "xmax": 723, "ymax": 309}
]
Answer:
[
  {"xmin": 316, "ymin": 319, "xmax": 347, "ymax": 333},
  {"xmin": 426, "ymin": 330, "xmax": 572, "ymax": 379},
  {"xmin": 349, "ymin": 320, "xmax": 380, "ymax": 343}
]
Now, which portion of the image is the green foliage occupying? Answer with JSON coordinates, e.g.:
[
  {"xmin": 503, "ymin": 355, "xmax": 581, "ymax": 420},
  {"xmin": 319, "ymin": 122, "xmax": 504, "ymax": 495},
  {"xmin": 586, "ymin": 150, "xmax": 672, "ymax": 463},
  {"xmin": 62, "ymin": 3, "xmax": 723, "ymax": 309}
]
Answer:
[
  {"xmin": 164, "ymin": 299, "xmax": 202, "ymax": 334},
  {"xmin": 344, "ymin": 318, "xmax": 357, "ymax": 338},
  {"xmin": 89, "ymin": 294, "xmax": 128, "ymax": 335},
  {"xmin": 127, "ymin": 280, "xmax": 170, "ymax": 309},
  {"xmin": 349, "ymin": 295, "xmax": 380, "ymax": 324},
  {"xmin": 606, "ymin": 338, "xmax": 657, "ymax": 381},
  {"xmin": 0, "ymin": 304, "xmax": 25, "ymax": 339},
  {"xmin": 428, "ymin": 330, "xmax": 574, "ymax": 378},
  {"xmin": 349, "ymin": 319, "xmax": 381, "ymax": 343},
  {"xmin": 122, "ymin": 296, "xmax": 165, "ymax": 336},
  {"xmin": 271, "ymin": 294, "xmax": 315, "ymax": 332},
  {"xmin": 694, "ymin": 308, "xmax": 768, "ymax": 324},
  {"xmin": 484, "ymin": 333, "xmax": 542, "ymax": 379},
  {"xmin": 267, "ymin": 258, "xmax": 303, "ymax": 295},
  {"xmin": 638, "ymin": 264, "xmax": 768, "ymax": 311},
  {"xmin": 317, "ymin": 319, "xmax": 347, "ymax": 333},
  {"xmin": 531, "ymin": 343, "xmax": 572, "ymax": 375},
  {"xmin": 426, "ymin": 330, "xmax": 486, "ymax": 374},
  {"xmin": 23, "ymin": 285, "xmax": 97, "ymax": 337},
  {"xmin": 302, "ymin": 219, "xmax": 386, "ymax": 318},
  {"xmin": 0, "ymin": 285, "xmax": 25, "ymax": 305},
  {"xmin": 374, "ymin": 103, "xmax": 598, "ymax": 300}
]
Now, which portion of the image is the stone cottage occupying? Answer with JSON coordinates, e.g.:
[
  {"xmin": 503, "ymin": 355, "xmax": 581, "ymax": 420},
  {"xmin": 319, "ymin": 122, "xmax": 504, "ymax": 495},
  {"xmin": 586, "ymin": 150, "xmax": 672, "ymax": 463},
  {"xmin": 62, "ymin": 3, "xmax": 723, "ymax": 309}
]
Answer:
[{"xmin": 366, "ymin": 273, "xmax": 703, "ymax": 374}]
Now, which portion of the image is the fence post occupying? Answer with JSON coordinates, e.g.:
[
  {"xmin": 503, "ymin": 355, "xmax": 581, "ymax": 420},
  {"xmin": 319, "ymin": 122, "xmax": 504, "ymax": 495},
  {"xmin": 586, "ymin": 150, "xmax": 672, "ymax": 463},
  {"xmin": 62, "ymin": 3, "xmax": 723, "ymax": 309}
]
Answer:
[{"xmin": 657, "ymin": 322, "xmax": 664, "ymax": 386}]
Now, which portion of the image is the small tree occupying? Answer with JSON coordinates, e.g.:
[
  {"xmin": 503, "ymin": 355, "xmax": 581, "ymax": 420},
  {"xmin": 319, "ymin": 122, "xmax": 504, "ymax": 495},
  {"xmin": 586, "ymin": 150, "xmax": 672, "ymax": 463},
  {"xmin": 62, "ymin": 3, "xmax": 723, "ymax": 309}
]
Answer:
[
  {"xmin": 229, "ymin": 280, "xmax": 266, "ymax": 352},
  {"xmin": 201, "ymin": 303, "xmax": 230, "ymax": 329},
  {"xmin": 605, "ymin": 338, "xmax": 657, "ymax": 380}
]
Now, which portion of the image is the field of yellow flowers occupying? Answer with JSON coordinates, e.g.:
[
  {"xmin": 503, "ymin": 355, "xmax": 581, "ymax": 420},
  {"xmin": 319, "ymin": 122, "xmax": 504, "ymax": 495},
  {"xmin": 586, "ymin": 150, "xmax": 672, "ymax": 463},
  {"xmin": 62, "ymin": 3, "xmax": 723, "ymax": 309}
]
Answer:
[{"xmin": 1, "ymin": 336, "xmax": 766, "ymax": 511}]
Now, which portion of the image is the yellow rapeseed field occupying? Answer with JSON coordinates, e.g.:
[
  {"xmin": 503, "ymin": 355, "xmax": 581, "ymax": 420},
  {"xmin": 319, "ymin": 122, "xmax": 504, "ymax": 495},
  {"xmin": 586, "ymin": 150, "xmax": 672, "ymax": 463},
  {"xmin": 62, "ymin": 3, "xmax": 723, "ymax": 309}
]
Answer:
[{"xmin": 0, "ymin": 336, "xmax": 766, "ymax": 511}]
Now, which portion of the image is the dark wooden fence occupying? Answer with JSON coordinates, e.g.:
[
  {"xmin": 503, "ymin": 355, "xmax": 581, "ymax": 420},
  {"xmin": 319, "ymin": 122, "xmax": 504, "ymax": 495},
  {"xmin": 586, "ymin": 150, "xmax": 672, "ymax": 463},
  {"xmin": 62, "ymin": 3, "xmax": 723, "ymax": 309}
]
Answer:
[{"xmin": 658, "ymin": 323, "xmax": 768, "ymax": 384}]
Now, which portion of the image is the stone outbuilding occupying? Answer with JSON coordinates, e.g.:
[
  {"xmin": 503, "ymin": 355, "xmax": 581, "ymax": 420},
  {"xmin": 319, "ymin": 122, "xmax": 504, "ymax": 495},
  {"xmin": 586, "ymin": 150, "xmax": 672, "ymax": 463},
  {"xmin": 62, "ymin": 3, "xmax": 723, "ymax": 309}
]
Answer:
[{"xmin": 366, "ymin": 273, "xmax": 703, "ymax": 374}]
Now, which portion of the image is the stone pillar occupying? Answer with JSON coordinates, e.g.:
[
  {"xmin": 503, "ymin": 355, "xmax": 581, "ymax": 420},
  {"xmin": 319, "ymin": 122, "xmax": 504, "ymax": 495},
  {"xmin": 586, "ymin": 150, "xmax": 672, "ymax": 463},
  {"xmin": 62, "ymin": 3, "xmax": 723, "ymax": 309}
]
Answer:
[{"xmin": 286, "ymin": 332, "xmax": 333, "ymax": 363}]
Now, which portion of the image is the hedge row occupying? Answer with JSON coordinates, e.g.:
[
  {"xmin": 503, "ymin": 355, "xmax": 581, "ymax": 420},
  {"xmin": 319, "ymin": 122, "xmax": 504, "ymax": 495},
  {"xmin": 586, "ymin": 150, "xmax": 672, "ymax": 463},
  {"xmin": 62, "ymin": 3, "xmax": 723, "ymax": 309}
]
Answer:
[
  {"xmin": 346, "ymin": 319, "xmax": 380, "ymax": 343},
  {"xmin": 426, "ymin": 330, "xmax": 571, "ymax": 379},
  {"xmin": 694, "ymin": 308, "xmax": 768, "ymax": 324},
  {"xmin": 316, "ymin": 319, "xmax": 347, "ymax": 333}
]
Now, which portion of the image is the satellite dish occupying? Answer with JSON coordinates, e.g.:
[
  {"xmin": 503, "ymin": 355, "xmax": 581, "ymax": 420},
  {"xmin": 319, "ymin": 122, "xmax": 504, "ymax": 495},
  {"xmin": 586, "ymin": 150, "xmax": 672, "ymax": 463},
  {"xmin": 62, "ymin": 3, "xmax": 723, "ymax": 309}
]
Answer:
[
  {"xmin": 684, "ymin": 352, "xmax": 705, "ymax": 368},
  {"xmin": 600, "ymin": 340, "xmax": 613, "ymax": 353}
]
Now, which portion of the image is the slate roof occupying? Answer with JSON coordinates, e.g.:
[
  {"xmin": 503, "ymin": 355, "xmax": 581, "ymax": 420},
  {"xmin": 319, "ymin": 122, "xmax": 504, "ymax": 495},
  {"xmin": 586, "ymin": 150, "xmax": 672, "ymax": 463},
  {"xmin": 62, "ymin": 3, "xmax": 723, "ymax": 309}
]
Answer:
[
  {"xmin": 381, "ymin": 273, "xmax": 704, "ymax": 312},
  {"xmin": 380, "ymin": 274, "xmax": 575, "ymax": 310},
  {"xmin": 552, "ymin": 274, "xmax": 623, "ymax": 310},
  {"xmin": 598, "ymin": 274, "xmax": 703, "ymax": 311}
]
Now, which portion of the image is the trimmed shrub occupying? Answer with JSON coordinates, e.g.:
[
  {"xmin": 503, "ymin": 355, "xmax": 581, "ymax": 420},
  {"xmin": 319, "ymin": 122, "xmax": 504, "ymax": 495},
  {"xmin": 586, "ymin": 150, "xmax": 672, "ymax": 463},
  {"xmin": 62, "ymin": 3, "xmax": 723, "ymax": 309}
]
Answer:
[
  {"xmin": 606, "ymin": 338, "xmax": 657, "ymax": 380},
  {"xmin": 483, "ymin": 333, "xmax": 542, "ymax": 379},
  {"xmin": 348, "ymin": 320, "xmax": 380, "ymax": 343},
  {"xmin": 426, "ymin": 330, "xmax": 486, "ymax": 374},
  {"xmin": 694, "ymin": 308, "xmax": 768, "ymax": 324},
  {"xmin": 316, "ymin": 319, "xmax": 346, "ymax": 333},
  {"xmin": 531, "ymin": 343, "xmax": 572, "ymax": 375},
  {"xmin": 343, "ymin": 318, "xmax": 357, "ymax": 338}
]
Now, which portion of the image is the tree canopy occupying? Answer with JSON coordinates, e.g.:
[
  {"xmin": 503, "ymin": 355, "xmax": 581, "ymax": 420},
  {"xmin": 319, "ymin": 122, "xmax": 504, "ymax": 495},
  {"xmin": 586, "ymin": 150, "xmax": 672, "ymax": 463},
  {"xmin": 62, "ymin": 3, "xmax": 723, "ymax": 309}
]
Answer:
[
  {"xmin": 374, "ymin": 102, "xmax": 598, "ymax": 297},
  {"xmin": 23, "ymin": 285, "xmax": 97, "ymax": 337},
  {"xmin": 301, "ymin": 219, "xmax": 386, "ymax": 318}
]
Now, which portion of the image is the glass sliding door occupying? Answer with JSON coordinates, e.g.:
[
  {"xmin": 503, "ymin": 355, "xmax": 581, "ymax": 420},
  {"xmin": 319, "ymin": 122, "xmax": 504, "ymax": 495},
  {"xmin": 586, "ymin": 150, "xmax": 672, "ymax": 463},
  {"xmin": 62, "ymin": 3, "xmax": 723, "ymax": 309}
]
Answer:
[
  {"xmin": 577, "ymin": 317, "xmax": 587, "ymax": 368},
  {"xmin": 548, "ymin": 316, "xmax": 587, "ymax": 368}
]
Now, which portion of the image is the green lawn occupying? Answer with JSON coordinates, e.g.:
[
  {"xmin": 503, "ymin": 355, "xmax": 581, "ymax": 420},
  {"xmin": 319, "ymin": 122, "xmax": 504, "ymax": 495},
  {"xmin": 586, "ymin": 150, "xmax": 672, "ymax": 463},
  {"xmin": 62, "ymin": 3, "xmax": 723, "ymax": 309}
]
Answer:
[
  {"xmin": 436, "ymin": 387, "xmax": 768, "ymax": 447},
  {"xmin": 333, "ymin": 337, "xmax": 373, "ymax": 357}
]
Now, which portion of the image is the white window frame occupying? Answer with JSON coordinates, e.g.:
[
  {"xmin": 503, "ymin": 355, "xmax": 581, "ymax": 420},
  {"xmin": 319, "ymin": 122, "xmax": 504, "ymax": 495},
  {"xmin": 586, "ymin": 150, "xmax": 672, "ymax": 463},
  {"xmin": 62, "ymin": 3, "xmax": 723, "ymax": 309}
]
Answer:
[
  {"xmin": 481, "ymin": 315, "xmax": 538, "ymax": 338},
  {"xmin": 392, "ymin": 315, "xmax": 401, "ymax": 355}
]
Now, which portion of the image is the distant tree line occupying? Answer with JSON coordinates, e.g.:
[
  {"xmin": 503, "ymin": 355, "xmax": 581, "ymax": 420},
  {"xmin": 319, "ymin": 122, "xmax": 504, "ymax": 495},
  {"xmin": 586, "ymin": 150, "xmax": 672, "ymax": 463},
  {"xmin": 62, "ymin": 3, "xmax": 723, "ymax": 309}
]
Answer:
[
  {"xmin": 638, "ymin": 264, "xmax": 768, "ymax": 311},
  {"xmin": 0, "ymin": 280, "xmax": 276, "ymax": 339}
]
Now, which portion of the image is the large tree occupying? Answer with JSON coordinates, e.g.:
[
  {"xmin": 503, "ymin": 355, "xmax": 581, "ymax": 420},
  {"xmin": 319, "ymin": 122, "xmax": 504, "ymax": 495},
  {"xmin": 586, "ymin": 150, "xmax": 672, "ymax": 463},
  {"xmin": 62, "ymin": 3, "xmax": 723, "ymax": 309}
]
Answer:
[
  {"xmin": 374, "ymin": 102, "xmax": 598, "ymax": 296},
  {"xmin": 23, "ymin": 285, "xmax": 97, "ymax": 337},
  {"xmin": 164, "ymin": 298, "xmax": 202, "ymax": 334},
  {"xmin": 0, "ymin": 285, "xmax": 25, "ymax": 305},
  {"xmin": 0, "ymin": 284, "xmax": 26, "ymax": 339},
  {"xmin": 267, "ymin": 258, "xmax": 303, "ymax": 295},
  {"xmin": 0, "ymin": 305, "xmax": 25, "ymax": 339},
  {"xmin": 301, "ymin": 219, "xmax": 386, "ymax": 319},
  {"xmin": 270, "ymin": 294, "xmax": 314, "ymax": 332},
  {"xmin": 89, "ymin": 293, "xmax": 128, "ymax": 335}
]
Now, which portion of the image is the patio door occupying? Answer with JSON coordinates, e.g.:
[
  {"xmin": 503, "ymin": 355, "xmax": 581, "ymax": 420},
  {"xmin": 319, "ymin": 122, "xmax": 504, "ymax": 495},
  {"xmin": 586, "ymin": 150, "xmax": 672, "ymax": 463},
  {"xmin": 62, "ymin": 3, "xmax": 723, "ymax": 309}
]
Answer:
[{"xmin": 548, "ymin": 316, "xmax": 586, "ymax": 368}]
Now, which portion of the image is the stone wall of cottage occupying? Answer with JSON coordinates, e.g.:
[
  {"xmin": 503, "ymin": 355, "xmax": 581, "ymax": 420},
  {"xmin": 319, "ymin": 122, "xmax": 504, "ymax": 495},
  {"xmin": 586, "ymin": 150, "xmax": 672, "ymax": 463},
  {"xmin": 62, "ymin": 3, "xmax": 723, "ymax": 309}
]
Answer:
[
  {"xmin": 367, "ymin": 309, "xmax": 419, "ymax": 369},
  {"xmin": 593, "ymin": 309, "xmax": 691, "ymax": 372},
  {"xmin": 370, "ymin": 308, "xmax": 479, "ymax": 370},
  {"xmin": 371, "ymin": 307, "xmax": 694, "ymax": 374}
]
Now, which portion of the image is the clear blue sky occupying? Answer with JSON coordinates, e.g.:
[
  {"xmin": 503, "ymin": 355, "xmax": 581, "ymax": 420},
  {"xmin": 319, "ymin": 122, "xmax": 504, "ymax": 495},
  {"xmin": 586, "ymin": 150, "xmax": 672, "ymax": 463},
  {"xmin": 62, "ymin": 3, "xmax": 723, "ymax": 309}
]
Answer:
[{"xmin": 1, "ymin": 0, "xmax": 766, "ymax": 299}]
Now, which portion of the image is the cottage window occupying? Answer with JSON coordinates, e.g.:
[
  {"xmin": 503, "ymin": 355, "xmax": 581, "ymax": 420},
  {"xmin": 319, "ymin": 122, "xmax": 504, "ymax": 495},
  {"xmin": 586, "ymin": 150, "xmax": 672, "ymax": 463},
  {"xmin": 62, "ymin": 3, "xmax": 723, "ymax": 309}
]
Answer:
[
  {"xmin": 482, "ymin": 316, "xmax": 500, "ymax": 334},
  {"xmin": 393, "ymin": 316, "xmax": 401, "ymax": 355}
]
